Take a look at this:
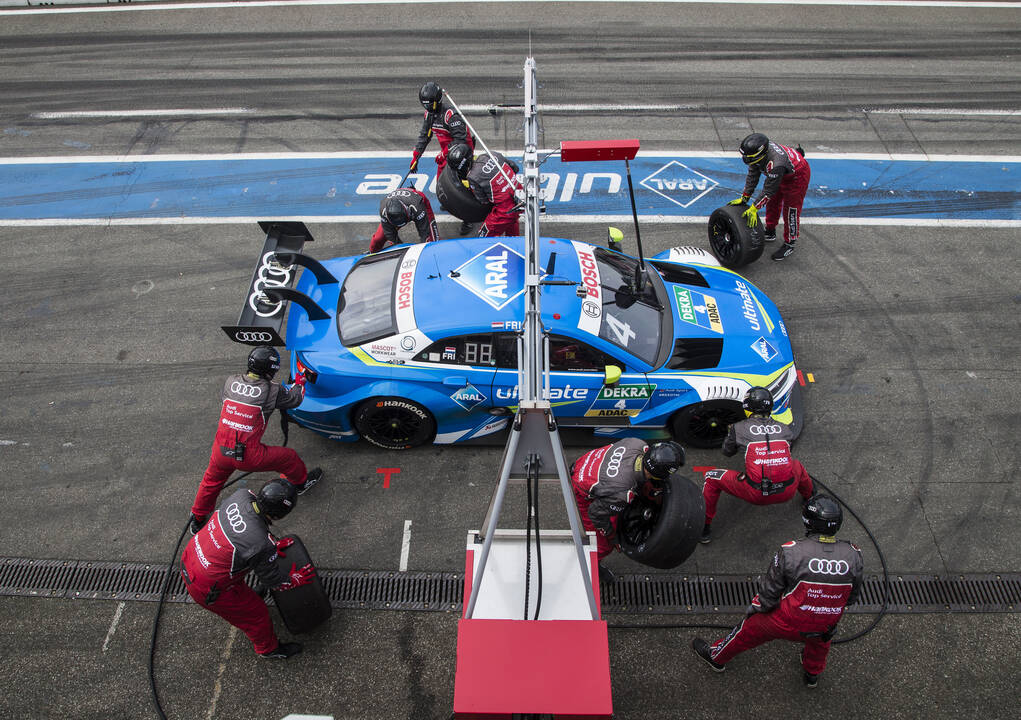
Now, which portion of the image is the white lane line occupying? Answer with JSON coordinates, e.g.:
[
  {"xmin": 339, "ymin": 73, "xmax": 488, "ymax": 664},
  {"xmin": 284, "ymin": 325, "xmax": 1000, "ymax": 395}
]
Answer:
[
  {"xmin": 459, "ymin": 104, "xmax": 700, "ymax": 112},
  {"xmin": 865, "ymin": 108, "xmax": 1021, "ymax": 117},
  {"xmin": 206, "ymin": 626, "xmax": 237, "ymax": 720},
  {"xmin": 0, "ymin": 216, "xmax": 1017, "ymax": 228},
  {"xmin": 32, "ymin": 109, "xmax": 256, "ymax": 119},
  {"xmin": 101, "ymin": 602, "xmax": 125, "ymax": 652},
  {"xmin": 3, "ymin": 1, "xmax": 1020, "ymax": 17},
  {"xmin": 399, "ymin": 520, "xmax": 412, "ymax": 572}
]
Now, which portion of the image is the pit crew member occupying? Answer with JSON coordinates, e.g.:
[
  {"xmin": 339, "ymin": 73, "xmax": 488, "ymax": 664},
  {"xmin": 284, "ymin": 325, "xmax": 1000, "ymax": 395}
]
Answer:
[
  {"xmin": 729, "ymin": 133, "xmax": 811, "ymax": 261},
  {"xmin": 446, "ymin": 143, "xmax": 522, "ymax": 237},
  {"xmin": 411, "ymin": 81, "xmax": 474, "ymax": 176},
  {"xmin": 369, "ymin": 187, "xmax": 441, "ymax": 253},
  {"xmin": 571, "ymin": 439, "xmax": 686, "ymax": 578},
  {"xmin": 692, "ymin": 495, "xmax": 863, "ymax": 687},
  {"xmin": 189, "ymin": 346, "xmax": 323, "ymax": 534},
  {"xmin": 182, "ymin": 479, "xmax": 316, "ymax": 659},
  {"xmin": 700, "ymin": 386, "xmax": 813, "ymax": 544}
]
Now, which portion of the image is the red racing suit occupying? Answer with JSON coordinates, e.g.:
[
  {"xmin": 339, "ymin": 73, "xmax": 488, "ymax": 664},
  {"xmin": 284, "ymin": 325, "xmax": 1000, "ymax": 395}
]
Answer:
[
  {"xmin": 708, "ymin": 534, "xmax": 864, "ymax": 674},
  {"xmin": 181, "ymin": 488, "xmax": 292, "ymax": 653},
  {"xmin": 191, "ymin": 372, "xmax": 306, "ymax": 519},
  {"xmin": 464, "ymin": 151, "xmax": 522, "ymax": 237},
  {"xmin": 570, "ymin": 438, "xmax": 648, "ymax": 559},
  {"xmin": 741, "ymin": 142, "xmax": 811, "ymax": 244},
  {"xmin": 413, "ymin": 103, "xmax": 474, "ymax": 173},
  {"xmin": 702, "ymin": 414, "xmax": 813, "ymax": 525},
  {"xmin": 369, "ymin": 188, "xmax": 440, "ymax": 253}
]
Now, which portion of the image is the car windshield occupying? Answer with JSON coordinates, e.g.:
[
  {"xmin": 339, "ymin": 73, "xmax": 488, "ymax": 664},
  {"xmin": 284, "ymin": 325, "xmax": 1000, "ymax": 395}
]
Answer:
[
  {"xmin": 593, "ymin": 247, "xmax": 663, "ymax": 365},
  {"xmin": 337, "ymin": 250, "xmax": 404, "ymax": 346}
]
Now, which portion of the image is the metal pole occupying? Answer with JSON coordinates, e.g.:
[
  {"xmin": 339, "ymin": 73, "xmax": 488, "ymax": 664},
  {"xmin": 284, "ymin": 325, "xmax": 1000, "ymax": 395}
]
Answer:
[{"xmin": 442, "ymin": 90, "xmax": 520, "ymax": 194}]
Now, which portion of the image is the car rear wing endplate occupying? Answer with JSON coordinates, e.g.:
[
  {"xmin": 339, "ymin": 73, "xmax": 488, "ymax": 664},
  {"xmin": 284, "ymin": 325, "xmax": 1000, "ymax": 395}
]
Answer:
[{"xmin": 221, "ymin": 221, "xmax": 335, "ymax": 347}]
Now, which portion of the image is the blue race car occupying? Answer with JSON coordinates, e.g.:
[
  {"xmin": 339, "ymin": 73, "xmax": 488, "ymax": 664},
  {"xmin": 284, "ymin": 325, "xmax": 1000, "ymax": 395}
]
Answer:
[{"xmin": 223, "ymin": 222, "xmax": 803, "ymax": 450}]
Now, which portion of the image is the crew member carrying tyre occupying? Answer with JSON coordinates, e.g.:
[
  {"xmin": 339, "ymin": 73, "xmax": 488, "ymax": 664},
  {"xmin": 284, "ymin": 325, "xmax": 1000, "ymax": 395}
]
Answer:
[
  {"xmin": 190, "ymin": 347, "xmax": 323, "ymax": 534},
  {"xmin": 412, "ymin": 81, "xmax": 474, "ymax": 176},
  {"xmin": 368, "ymin": 188, "xmax": 441, "ymax": 253},
  {"xmin": 729, "ymin": 133, "xmax": 810, "ymax": 262},
  {"xmin": 692, "ymin": 495, "xmax": 863, "ymax": 688},
  {"xmin": 571, "ymin": 439, "xmax": 686, "ymax": 575},
  {"xmin": 699, "ymin": 387, "xmax": 813, "ymax": 544},
  {"xmin": 182, "ymin": 479, "xmax": 317, "ymax": 659},
  {"xmin": 446, "ymin": 143, "xmax": 522, "ymax": 237}
]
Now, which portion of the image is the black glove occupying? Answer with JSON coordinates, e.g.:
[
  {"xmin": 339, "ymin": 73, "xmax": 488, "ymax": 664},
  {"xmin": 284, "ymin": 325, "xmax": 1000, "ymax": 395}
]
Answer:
[{"xmin": 189, "ymin": 513, "xmax": 209, "ymax": 535}]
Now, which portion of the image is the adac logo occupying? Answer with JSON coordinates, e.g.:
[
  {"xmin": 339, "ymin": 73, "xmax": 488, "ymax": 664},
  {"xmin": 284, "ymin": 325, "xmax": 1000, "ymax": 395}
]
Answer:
[
  {"xmin": 640, "ymin": 161, "xmax": 719, "ymax": 208},
  {"xmin": 451, "ymin": 242, "xmax": 526, "ymax": 310},
  {"xmin": 451, "ymin": 383, "xmax": 487, "ymax": 411},
  {"xmin": 751, "ymin": 336, "xmax": 779, "ymax": 363}
]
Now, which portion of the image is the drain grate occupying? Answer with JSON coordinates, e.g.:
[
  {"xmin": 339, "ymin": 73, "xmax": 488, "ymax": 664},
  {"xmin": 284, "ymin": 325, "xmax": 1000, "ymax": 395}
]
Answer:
[{"xmin": 1, "ymin": 557, "xmax": 1019, "ymax": 614}]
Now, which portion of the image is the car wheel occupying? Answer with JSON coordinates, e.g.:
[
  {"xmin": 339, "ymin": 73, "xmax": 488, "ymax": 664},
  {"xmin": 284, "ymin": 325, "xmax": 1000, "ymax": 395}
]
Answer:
[
  {"xmin": 670, "ymin": 399, "xmax": 744, "ymax": 449},
  {"xmin": 435, "ymin": 164, "xmax": 492, "ymax": 222},
  {"xmin": 353, "ymin": 397, "xmax": 436, "ymax": 450},
  {"xmin": 707, "ymin": 204, "xmax": 765, "ymax": 269},
  {"xmin": 618, "ymin": 475, "xmax": 704, "ymax": 569}
]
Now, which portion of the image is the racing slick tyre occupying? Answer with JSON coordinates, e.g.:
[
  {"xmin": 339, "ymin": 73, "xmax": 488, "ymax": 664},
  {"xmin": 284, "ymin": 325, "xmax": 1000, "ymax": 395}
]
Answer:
[
  {"xmin": 436, "ymin": 164, "xmax": 492, "ymax": 223},
  {"xmin": 354, "ymin": 396, "xmax": 437, "ymax": 450},
  {"xmin": 707, "ymin": 204, "xmax": 765, "ymax": 269},
  {"xmin": 269, "ymin": 535, "xmax": 332, "ymax": 634},
  {"xmin": 670, "ymin": 399, "xmax": 745, "ymax": 449},
  {"xmin": 618, "ymin": 475, "xmax": 705, "ymax": 569}
]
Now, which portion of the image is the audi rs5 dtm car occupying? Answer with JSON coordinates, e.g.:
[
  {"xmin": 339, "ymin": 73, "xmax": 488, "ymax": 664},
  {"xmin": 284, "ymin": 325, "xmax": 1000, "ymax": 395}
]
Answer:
[{"xmin": 223, "ymin": 222, "xmax": 803, "ymax": 450}]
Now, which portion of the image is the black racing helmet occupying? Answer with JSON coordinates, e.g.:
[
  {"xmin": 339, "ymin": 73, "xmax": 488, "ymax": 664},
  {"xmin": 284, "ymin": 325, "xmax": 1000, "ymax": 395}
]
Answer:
[
  {"xmin": 447, "ymin": 143, "xmax": 474, "ymax": 179},
  {"xmin": 419, "ymin": 81, "xmax": 443, "ymax": 112},
  {"xmin": 247, "ymin": 346, "xmax": 280, "ymax": 380},
  {"xmin": 381, "ymin": 196, "xmax": 411, "ymax": 227},
  {"xmin": 642, "ymin": 441, "xmax": 686, "ymax": 479},
  {"xmin": 740, "ymin": 133, "xmax": 769, "ymax": 166},
  {"xmin": 743, "ymin": 386, "xmax": 774, "ymax": 416},
  {"xmin": 802, "ymin": 494, "xmax": 843, "ymax": 535},
  {"xmin": 256, "ymin": 478, "xmax": 297, "ymax": 521}
]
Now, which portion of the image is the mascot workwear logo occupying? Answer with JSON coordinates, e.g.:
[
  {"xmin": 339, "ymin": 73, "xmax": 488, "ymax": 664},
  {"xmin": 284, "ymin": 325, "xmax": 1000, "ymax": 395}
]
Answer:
[
  {"xmin": 640, "ymin": 161, "xmax": 719, "ymax": 208},
  {"xmin": 450, "ymin": 383, "xmax": 487, "ymax": 411},
  {"xmin": 808, "ymin": 559, "xmax": 850, "ymax": 575},
  {"xmin": 230, "ymin": 382, "xmax": 263, "ymax": 398},
  {"xmin": 451, "ymin": 242, "xmax": 526, "ymax": 310}
]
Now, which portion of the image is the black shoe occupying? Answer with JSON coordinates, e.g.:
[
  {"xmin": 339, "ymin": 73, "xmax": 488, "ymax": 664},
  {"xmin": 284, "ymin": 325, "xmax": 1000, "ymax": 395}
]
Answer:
[
  {"xmin": 771, "ymin": 243, "xmax": 795, "ymax": 261},
  {"xmin": 597, "ymin": 564, "xmax": 617, "ymax": 586},
  {"xmin": 804, "ymin": 670, "xmax": 820, "ymax": 688},
  {"xmin": 459, "ymin": 221, "xmax": 472, "ymax": 236},
  {"xmin": 259, "ymin": 642, "xmax": 302, "ymax": 659},
  {"xmin": 691, "ymin": 638, "xmax": 725, "ymax": 672},
  {"xmin": 297, "ymin": 468, "xmax": 323, "ymax": 496},
  {"xmin": 763, "ymin": 228, "xmax": 777, "ymax": 243},
  {"xmin": 699, "ymin": 523, "xmax": 712, "ymax": 544}
]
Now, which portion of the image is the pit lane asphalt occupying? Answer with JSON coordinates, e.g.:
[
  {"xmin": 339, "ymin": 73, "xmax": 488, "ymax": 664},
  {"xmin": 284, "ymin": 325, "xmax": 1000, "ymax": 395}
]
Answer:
[{"xmin": 0, "ymin": 2, "xmax": 1019, "ymax": 719}]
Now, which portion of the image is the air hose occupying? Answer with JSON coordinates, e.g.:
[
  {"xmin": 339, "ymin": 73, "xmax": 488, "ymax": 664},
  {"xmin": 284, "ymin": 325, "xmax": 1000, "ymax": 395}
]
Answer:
[{"xmin": 608, "ymin": 476, "xmax": 891, "ymax": 644}]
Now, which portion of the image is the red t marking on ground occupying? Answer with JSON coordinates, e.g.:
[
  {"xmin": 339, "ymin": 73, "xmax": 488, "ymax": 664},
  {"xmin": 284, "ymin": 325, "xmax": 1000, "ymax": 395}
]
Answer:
[
  {"xmin": 377, "ymin": 467, "xmax": 401, "ymax": 488},
  {"xmin": 691, "ymin": 466, "xmax": 714, "ymax": 473}
]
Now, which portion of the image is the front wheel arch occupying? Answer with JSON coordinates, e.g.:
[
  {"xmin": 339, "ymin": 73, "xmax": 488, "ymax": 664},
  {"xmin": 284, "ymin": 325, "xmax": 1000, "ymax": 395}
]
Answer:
[
  {"xmin": 669, "ymin": 399, "xmax": 744, "ymax": 449},
  {"xmin": 352, "ymin": 396, "xmax": 437, "ymax": 450}
]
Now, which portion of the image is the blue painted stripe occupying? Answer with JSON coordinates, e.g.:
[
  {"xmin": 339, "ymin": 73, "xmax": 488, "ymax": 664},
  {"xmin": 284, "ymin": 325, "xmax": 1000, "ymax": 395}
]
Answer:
[{"xmin": 0, "ymin": 155, "xmax": 1017, "ymax": 221}]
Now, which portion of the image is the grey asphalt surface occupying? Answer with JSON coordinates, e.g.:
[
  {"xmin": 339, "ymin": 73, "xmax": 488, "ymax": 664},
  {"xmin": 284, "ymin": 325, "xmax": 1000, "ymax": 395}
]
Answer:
[{"xmin": 0, "ymin": 2, "xmax": 1019, "ymax": 719}]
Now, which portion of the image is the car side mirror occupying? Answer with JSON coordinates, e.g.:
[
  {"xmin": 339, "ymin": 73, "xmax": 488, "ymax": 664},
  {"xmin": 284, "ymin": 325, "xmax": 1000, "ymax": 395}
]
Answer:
[
  {"xmin": 607, "ymin": 226, "xmax": 624, "ymax": 252},
  {"xmin": 603, "ymin": 364, "xmax": 622, "ymax": 386}
]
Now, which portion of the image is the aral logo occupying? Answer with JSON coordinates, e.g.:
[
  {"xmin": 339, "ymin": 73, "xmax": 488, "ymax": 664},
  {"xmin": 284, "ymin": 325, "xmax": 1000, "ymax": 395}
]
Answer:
[
  {"xmin": 451, "ymin": 383, "xmax": 487, "ymax": 411},
  {"xmin": 751, "ymin": 336, "xmax": 779, "ymax": 362},
  {"xmin": 451, "ymin": 242, "xmax": 526, "ymax": 310},
  {"xmin": 640, "ymin": 161, "xmax": 719, "ymax": 208}
]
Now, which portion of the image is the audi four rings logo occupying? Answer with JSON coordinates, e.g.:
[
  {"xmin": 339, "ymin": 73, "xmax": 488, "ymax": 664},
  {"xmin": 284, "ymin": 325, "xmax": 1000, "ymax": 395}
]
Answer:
[
  {"xmin": 749, "ymin": 424, "xmax": 783, "ymax": 435},
  {"xmin": 808, "ymin": 559, "xmax": 850, "ymax": 575},
  {"xmin": 230, "ymin": 382, "xmax": 263, "ymax": 398},
  {"xmin": 234, "ymin": 331, "xmax": 274, "ymax": 343},
  {"xmin": 604, "ymin": 445, "xmax": 628, "ymax": 478},
  {"xmin": 225, "ymin": 503, "xmax": 247, "ymax": 532},
  {"xmin": 248, "ymin": 251, "xmax": 294, "ymax": 318}
]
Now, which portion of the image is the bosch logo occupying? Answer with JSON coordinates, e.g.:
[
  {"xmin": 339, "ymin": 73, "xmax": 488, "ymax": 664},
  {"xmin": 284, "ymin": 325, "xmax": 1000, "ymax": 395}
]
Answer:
[
  {"xmin": 234, "ymin": 331, "xmax": 273, "ymax": 343},
  {"xmin": 808, "ymin": 559, "xmax": 850, "ymax": 575},
  {"xmin": 604, "ymin": 445, "xmax": 628, "ymax": 478},
  {"xmin": 248, "ymin": 252, "xmax": 293, "ymax": 318},
  {"xmin": 401, "ymin": 258, "xmax": 418, "ymax": 270},
  {"xmin": 397, "ymin": 269, "xmax": 414, "ymax": 311},
  {"xmin": 582, "ymin": 299, "xmax": 600, "ymax": 318},
  {"xmin": 225, "ymin": 503, "xmax": 247, "ymax": 533},
  {"xmin": 748, "ymin": 424, "xmax": 782, "ymax": 436},
  {"xmin": 230, "ymin": 382, "xmax": 263, "ymax": 398},
  {"xmin": 577, "ymin": 248, "xmax": 600, "ymax": 300}
]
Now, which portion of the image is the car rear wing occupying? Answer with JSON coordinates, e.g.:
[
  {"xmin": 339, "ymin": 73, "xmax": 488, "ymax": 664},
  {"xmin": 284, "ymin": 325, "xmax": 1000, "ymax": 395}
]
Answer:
[{"xmin": 221, "ymin": 221, "xmax": 338, "ymax": 347}]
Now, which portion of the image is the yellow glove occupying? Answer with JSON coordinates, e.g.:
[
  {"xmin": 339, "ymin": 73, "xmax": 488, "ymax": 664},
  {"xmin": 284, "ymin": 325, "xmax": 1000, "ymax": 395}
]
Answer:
[
  {"xmin": 742, "ymin": 204, "xmax": 759, "ymax": 228},
  {"xmin": 727, "ymin": 196, "xmax": 748, "ymax": 206}
]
